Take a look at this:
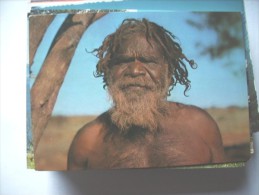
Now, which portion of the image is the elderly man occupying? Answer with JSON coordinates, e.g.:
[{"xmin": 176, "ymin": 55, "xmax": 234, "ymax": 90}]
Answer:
[{"xmin": 67, "ymin": 18, "xmax": 225, "ymax": 170}]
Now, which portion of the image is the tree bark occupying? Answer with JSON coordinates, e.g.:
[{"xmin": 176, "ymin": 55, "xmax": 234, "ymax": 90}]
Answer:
[
  {"xmin": 29, "ymin": 15, "xmax": 54, "ymax": 66},
  {"xmin": 30, "ymin": 12, "xmax": 107, "ymax": 153}
]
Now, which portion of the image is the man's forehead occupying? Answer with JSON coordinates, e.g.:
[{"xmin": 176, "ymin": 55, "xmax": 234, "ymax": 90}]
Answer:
[{"xmin": 115, "ymin": 33, "xmax": 164, "ymax": 58}]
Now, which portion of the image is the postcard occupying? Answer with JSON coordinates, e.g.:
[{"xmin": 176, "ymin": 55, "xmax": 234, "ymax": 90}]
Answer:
[{"xmin": 27, "ymin": 1, "xmax": 257, "ymax": 171}]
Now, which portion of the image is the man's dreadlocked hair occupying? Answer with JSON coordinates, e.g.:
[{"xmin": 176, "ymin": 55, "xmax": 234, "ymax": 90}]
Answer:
[{"xmin": 92, "ymin": 18, "xmax": 197, "ymax": 96}]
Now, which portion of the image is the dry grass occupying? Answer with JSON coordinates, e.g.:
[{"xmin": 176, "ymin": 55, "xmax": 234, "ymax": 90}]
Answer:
[
  {"xmin": 34, "ymin": 107, "xmax": 251, "ymax": 170},
  {"xmin": 206, "ymin": 107, "xmax": 250, "ymax": 146}
]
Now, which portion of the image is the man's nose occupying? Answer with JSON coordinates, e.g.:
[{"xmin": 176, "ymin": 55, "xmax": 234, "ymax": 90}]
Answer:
[{"xmin": 126, "ymin": 60, "xmax": 146, "ymax": 77}]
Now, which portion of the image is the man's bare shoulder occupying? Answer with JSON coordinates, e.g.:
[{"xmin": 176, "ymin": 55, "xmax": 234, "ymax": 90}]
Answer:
[
  {"xmin": 167, "ymin": 102, "xmax": 225, "ymax": 162},
  {"xmin": 67, "ymin": 112, "xmax": 108, "ymax": 169},
  {"xmin": 71, "ymin": 112, "xmax": 109, "ymax": 147},
  {"xmin": 168, "ymin": 102, "xmax": 218, "ymax": 129},
  {"xmin": 169, "ymin": 102, "xmax": 223, "ymax": 140}
]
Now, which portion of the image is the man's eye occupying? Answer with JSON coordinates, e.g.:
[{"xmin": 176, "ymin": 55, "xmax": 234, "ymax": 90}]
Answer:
[
  {"xmin": 146, "ymin": 60, "xmax": 156, "ymax": 64},
  {"xmin": 112, "ymin": 58, "xmax": 133, "ymax": 66},
  {"xmin": 140, "ymin": 58, "xmax": 157, "ymax": 65},
  {"xmin": 110, "ymin": 60, "xmax": 128, "ymax": 68},
  {"xmin": 143, "ymin": 60, "xmax": 158, "ymax": 66},
  {"xmin": 115, "ymin": 61, "xmax": 129, "ymax": 66}
]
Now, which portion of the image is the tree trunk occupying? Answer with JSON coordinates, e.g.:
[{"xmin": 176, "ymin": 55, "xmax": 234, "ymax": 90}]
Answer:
[
  {"xmin": 29, "ymin": 15, "xmax": 54, "ymax": 66},
  {"xmin": 30, "ymin": 12, "xmax": 107, "ymax": 153}
]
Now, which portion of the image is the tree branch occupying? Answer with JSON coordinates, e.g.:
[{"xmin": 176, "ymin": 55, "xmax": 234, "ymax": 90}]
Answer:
[
  {"xmin": 30, "ymin": 12, "xmax": 107, "ymax": 154},
  {"xmin": 29, "ymin": 15, "xmax": 54, "ymax": 66}
]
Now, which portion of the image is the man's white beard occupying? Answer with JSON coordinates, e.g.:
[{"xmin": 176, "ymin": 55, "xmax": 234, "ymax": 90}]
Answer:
[{"xmin": 107, "ymin": 77, "xmax": 170, "ymax": 134}]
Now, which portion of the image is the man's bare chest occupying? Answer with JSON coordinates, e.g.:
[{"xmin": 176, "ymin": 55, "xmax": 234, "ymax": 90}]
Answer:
[{"xmin": 87, "ymin": 130, "xmax": 212, "ymax": 169}]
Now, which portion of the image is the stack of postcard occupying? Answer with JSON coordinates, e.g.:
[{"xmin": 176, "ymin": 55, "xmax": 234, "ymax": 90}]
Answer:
[{"xmin": 27, "ymin": 0, "xmax": 258, "ymax": 171}]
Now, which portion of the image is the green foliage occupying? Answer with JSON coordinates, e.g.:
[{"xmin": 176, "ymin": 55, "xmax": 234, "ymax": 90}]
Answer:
[{"xmin": 27, "ymin": 145, "xmax": 35, "ymax": 169}]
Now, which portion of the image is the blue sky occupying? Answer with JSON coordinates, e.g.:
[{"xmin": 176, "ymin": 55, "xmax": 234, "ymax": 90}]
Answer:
[{"xmin": 30, "ymin": 12, "xmax": 248, "ymax": 116}]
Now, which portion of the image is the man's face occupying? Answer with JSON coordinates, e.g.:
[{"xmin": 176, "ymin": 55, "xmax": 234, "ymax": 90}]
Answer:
[
  {"xmin": 106, "ymin": 32, "xmax": 171, "ymax": 132},
  {"xmin": 108, "ymin": 32, "xmax": 170, "ymax": 97}
]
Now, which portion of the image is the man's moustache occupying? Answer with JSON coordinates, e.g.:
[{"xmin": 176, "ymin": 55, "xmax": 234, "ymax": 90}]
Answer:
[{"xmin": 117, "ymin": 78, "xmax": 156, "ymax": 90}]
